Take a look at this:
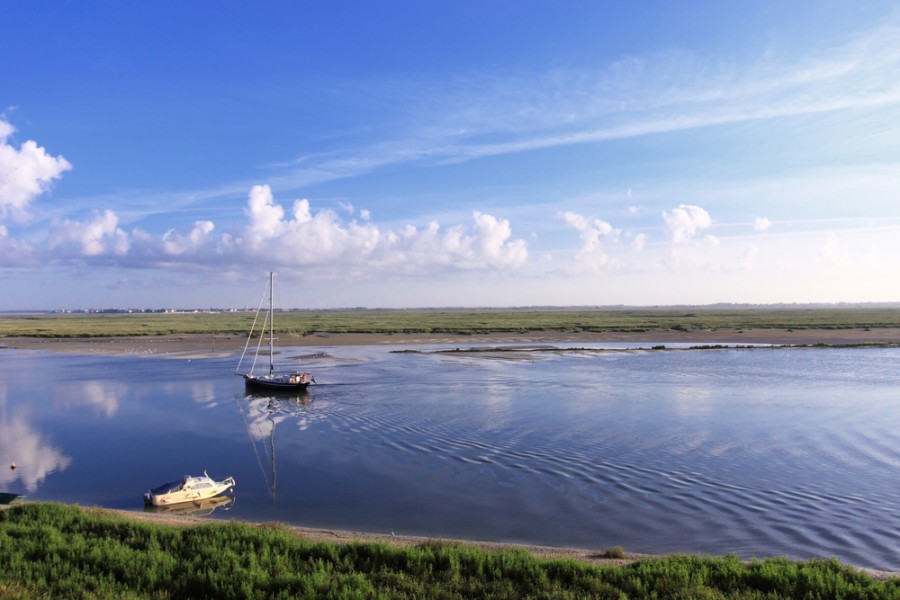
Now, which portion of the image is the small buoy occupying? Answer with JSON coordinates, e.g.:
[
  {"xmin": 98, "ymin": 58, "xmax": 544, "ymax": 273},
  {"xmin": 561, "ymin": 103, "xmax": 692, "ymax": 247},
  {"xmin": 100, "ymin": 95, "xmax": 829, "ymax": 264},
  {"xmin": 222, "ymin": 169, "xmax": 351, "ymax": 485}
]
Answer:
[
  {"xmin": 229, "ymin": 488, "xmax": 234, "ymax": 493},
  {"xmin": 10, "ymin": 463, "xmax": 16, "ymax": 470}
]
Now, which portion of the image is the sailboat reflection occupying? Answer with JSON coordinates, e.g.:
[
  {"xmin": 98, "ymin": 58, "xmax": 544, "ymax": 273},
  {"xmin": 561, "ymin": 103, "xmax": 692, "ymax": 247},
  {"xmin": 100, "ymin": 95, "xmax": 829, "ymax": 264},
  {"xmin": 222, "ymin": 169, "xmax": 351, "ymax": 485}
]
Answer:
[
  {"xmin": 238, "ymin": 390, "xmax": 313, "ymax": 504},
  {"xmin": 143, "ymin": 494, "xmax": 235, "ymax": 516}
]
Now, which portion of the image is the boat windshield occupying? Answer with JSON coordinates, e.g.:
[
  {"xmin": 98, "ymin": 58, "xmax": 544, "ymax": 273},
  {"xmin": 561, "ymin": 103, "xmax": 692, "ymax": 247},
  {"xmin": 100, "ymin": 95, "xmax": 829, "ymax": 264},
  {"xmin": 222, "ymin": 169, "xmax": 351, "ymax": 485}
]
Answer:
[{"xmin": 150, "ymin": 480, "xmax": 184, "ymax": 495}]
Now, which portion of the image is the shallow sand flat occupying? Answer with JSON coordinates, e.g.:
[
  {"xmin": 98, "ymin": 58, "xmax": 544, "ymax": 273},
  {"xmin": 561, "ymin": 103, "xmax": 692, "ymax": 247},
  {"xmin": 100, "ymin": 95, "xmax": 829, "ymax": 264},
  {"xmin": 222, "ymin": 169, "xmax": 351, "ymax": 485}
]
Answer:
[{"xmin": 3, "ymin": 327, "xmax": 900, "ymax": 357}]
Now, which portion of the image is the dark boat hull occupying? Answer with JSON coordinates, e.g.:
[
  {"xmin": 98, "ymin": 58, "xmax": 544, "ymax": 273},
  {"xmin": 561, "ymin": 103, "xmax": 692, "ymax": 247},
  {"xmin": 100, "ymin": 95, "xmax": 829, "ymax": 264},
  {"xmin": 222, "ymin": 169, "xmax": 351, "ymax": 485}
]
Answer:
[{"xmin": 243, "ymin": 374, "xmax": 311, "ymax": 391}]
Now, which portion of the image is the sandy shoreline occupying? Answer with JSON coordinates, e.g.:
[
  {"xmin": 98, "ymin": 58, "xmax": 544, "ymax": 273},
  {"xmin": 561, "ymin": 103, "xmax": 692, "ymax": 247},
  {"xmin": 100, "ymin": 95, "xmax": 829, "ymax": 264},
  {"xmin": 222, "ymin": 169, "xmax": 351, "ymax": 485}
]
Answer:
[
  {"xmin": 93, "ymin": 506, "xmax": 648, "ymax": 567},
  {"xmin": 3, "ymin": 327, "xmax": 900, "ymax": 357}
]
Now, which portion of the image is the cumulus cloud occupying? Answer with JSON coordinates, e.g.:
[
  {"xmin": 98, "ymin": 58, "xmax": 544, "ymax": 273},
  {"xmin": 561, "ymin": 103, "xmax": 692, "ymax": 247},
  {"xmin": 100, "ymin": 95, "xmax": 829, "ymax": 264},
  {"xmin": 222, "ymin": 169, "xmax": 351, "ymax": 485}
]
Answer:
[
  {"xmin": 0, "ymin": 119, "xmax": 72, "ymax": 221},
  {"xmin": 48, "ymin": 209, "xmax": 130, "ymax": 257},
  {"xmin": 559, "ymin": 210, "xmax": 621, "ymax": 270},
  {"xmin": 662, "ymin": 204, "xmax": 712, "ymax": 243},
  {"xmin": 225, "ymin": 185, "xmax": 528, "ymax": 274},
  {"xmin": 471, "ymin": 211, "xmax": 528, "ymax": 267},
  {"xmin": 162, "ymin": 221, "xmax": 215, "ymax": 255},
  {"xmin": 2, "ymin": 178, "xmax": 528, "ymax": 274},
  {"xmin": 660, "ymin": 204, "xmax": 721, "ymax": 270},
  {"xmin": 246, "ymin": 184, "xmax": 287, "ymax": 239},
  {"xmin": 229, "ymin": 187, "xmax": 379, "ymax": 269},
  {"xmin": 560, "ymin": 211, "xmax": 617, "ymax": 252}
]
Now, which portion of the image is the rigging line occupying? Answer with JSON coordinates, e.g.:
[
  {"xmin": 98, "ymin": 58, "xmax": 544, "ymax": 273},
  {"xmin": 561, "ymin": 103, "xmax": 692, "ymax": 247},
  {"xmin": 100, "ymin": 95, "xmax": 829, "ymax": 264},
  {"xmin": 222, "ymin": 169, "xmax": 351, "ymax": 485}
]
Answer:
[
  {"xmin": 235, "ymin": 276, "xmax": 271, "ymax": 375},
  {"xmin": 252, "ymin": 308, "xmax": 270, "ymax": 374}
]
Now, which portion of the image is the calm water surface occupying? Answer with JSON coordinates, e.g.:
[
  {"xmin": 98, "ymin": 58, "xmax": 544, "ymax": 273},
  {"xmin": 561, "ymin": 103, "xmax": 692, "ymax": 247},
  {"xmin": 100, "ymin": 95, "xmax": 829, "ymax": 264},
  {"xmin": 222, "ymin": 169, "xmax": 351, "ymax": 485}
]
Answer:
[{"xmin": 1, "ymin": 343, "xmax": 898, "ymax": 571}]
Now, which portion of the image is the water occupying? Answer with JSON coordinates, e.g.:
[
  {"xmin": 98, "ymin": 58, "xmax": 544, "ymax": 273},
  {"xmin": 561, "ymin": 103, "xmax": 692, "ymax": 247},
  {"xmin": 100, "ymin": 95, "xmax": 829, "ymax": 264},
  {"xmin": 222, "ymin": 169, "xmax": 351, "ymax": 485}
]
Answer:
[{"xmin": 1, "ymin": 343, "xmax": 898, "ymax": 571}]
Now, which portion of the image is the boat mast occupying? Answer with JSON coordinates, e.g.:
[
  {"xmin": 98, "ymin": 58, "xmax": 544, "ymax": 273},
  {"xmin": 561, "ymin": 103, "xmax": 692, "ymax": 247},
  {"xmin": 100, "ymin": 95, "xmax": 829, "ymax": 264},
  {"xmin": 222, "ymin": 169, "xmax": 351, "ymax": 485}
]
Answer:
[{"xmin": 268, "ymin": 271, "xmax": 275, "ymax": 376}]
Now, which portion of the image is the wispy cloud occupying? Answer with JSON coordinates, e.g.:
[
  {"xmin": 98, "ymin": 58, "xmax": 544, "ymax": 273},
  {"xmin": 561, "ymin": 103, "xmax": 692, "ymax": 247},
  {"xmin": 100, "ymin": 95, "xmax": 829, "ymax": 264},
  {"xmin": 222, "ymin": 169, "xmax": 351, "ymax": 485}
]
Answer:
[
  {"xmin": 269, "ymin": 19, "xmax": 900, "ymax": 177},
  {"xmin": 25, "ymin": 18, "xmax": 900, "ymax": 231}
]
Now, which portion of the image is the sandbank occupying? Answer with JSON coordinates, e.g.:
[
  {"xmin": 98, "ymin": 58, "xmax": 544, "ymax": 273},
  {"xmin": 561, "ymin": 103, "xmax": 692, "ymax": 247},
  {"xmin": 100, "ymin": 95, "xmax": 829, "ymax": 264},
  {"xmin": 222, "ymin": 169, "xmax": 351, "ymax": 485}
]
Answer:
[{"xmin": 3, "ymin": 327, "xmax": 900, "ymax": 357}]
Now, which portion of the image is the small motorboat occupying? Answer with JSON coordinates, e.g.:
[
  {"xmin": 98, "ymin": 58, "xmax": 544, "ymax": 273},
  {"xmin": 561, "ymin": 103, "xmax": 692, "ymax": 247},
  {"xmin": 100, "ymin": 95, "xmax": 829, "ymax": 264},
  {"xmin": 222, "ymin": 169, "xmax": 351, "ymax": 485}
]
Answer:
[{"xmin": 143, "ymin": 471, "xmax": 235, "ymax": 507}]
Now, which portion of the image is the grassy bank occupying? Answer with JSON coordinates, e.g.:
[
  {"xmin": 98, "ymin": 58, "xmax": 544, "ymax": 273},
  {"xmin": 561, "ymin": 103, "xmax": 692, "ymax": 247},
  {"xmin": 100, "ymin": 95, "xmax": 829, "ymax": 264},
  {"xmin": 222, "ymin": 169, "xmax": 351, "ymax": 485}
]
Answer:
[
  {"xmin": 2, "ymin": 306, "xmax": 900, "ymax": 338},
  {"xmin": 0, "ymin": 504, "xmax": 896, "ymax": 599}
]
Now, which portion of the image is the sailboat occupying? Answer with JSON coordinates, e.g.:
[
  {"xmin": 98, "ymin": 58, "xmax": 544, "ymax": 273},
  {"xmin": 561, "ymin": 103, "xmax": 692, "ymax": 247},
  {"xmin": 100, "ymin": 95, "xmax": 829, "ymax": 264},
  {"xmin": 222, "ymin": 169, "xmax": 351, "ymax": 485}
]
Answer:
[{"xmin": 236, "ymin": 272, "xmax": 316, "ymax": 391}]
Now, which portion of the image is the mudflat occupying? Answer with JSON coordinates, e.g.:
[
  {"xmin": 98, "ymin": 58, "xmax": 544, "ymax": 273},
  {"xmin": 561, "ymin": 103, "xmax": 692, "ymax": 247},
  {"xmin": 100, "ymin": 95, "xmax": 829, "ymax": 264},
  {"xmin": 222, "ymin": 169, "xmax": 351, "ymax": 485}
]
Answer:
[{"xmin": 3, "ymin": 327, "xmax": 900, "ymax": 357}]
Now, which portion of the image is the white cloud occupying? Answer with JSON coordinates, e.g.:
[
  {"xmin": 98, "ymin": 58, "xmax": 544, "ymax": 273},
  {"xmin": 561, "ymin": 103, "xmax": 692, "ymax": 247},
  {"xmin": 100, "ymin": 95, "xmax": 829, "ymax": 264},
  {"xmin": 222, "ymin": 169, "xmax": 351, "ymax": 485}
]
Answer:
[
  {"xmin": 0, "ymin": 184, "xmax": 528, "ymax": 274},
  {"xmin": 471, "ymin": 211, "xmax": 528, "ymax": 267},
  {"xmin": 0, "ymin": 119, "xmax": 72, "ymax": 222},
  {"xmin": 662, "ymin": 204, "xmax": 712, "ymax": 243},
  {"xmin": 631, "ymin": 232, "xmax": 647, "ymax": 251},
  {"xmin": 225, "ymin": 185, "xmax": 528, "ymax": 274},
  {"xmin": 560, "ymin": 211, "xmax": 616, "ymax": 251},
  {"xmin": 162, "ymin": 221, "xmax": 215, "ymax": 255},
  {"xmin": 245, "ymin": 184, "xmax": 286, "ymax": 239},
  {"xmin": 660, "ymin": 204, "xmax": 722, "ymax": 270},
  {"xmin": 558, "ymin": 210, "xmax": 622, "ymax": 271},
  {"xmin": 754, "ymin": 217, "xmax": 773, "ymax": 232},
  {"xmin": 48, "ymin": 209, "xmax": 130, "ymax": 257}
]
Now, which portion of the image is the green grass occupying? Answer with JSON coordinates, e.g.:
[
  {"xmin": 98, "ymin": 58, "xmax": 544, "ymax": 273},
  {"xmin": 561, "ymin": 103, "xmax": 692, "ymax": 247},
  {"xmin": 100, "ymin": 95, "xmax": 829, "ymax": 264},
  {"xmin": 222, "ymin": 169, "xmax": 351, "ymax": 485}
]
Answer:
[
  {"xmin": 0, "ymin": 503, "xmax": 896, "ymax": 599},
  {"xmin": 2, "ymin": 306, "xmax": 900, "ymax": 338}
]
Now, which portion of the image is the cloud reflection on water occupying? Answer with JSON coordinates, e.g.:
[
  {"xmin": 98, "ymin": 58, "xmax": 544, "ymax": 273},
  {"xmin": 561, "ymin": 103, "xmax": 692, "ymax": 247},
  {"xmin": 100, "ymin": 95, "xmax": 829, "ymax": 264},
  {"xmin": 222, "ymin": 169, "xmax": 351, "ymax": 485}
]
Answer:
[
  {"xmin": 53, "ymin": 380, "xmax": 124, "ymax": 417},
  {"xmin": 0, "ymin": 386, "xmax": 72, "ymax": 493}
]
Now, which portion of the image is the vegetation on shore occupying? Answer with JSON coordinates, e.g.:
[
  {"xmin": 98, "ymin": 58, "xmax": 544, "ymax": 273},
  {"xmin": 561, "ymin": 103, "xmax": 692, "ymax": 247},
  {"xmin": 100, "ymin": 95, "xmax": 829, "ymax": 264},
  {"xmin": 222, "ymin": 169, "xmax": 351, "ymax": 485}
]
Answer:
[
  {"xmin": 1, "ymin": 504, "xmax": 896, "ymax": 599},
  {"xmin": 1, "ymin": 306, "xmax": 899, "ymax": 339}
]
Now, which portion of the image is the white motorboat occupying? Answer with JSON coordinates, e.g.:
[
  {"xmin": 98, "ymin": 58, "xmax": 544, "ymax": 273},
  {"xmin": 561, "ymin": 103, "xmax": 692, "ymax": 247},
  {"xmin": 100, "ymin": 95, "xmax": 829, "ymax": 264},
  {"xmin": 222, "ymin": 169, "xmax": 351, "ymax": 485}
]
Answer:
[{"xmin": 143, "ymin": 471, "xmax": 235, "ymax": 507}]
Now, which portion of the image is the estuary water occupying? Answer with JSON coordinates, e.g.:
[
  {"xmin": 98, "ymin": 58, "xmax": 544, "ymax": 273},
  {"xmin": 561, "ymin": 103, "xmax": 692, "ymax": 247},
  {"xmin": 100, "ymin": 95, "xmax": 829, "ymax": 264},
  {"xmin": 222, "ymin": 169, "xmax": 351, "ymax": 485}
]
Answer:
[{"xmin": 1, "ymin": 342, "xmax": 898, "ymax": 571}]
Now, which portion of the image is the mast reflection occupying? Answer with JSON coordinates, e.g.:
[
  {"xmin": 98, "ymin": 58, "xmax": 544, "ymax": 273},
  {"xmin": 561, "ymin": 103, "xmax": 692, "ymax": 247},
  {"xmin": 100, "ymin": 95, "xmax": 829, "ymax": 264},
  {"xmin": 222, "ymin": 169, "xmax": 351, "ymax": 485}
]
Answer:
[{"xmin": 237, "ymin": 390, "xmax": 314, "ymax": 504}]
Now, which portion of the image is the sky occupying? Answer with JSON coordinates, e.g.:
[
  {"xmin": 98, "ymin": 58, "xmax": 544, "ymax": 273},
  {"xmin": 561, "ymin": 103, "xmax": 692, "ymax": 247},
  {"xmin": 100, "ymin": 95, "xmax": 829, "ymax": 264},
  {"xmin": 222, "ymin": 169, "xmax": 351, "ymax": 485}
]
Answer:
[{"xmin": 2, "ymin": 1, "xmax": 900, "ymax": 310}]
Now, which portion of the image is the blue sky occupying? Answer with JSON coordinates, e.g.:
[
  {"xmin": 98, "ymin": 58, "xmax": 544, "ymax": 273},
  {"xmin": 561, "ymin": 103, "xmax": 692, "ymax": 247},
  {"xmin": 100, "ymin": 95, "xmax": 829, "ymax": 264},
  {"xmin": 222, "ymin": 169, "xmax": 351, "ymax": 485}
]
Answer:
[{"xmin": 2, "ymin": 1, "xmax": 900, "ymax": 309}]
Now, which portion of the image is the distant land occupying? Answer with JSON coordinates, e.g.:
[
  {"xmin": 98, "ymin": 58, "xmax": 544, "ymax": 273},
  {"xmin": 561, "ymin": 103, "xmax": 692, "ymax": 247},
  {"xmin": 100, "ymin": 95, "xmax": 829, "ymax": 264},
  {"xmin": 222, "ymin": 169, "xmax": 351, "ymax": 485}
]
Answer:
[
  {"xmin": 2, "ymin": 304, "xmax": 900, "ymax": 343},
  {"xmin": 1, "ymin": 301, "xmax": 899, "ymax": 315}
]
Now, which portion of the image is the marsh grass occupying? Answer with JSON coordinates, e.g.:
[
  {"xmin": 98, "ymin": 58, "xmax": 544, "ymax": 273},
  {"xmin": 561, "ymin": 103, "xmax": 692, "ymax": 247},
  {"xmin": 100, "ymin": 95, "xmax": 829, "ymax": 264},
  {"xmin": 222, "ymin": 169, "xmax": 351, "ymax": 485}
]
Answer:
[
  {"xmin": 0, "ymin": 503, "xmax": 896, "ymax": 599},
  {"xmin": 2, "ymin": 307, "xmax": 900, "ymax": 339}
]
